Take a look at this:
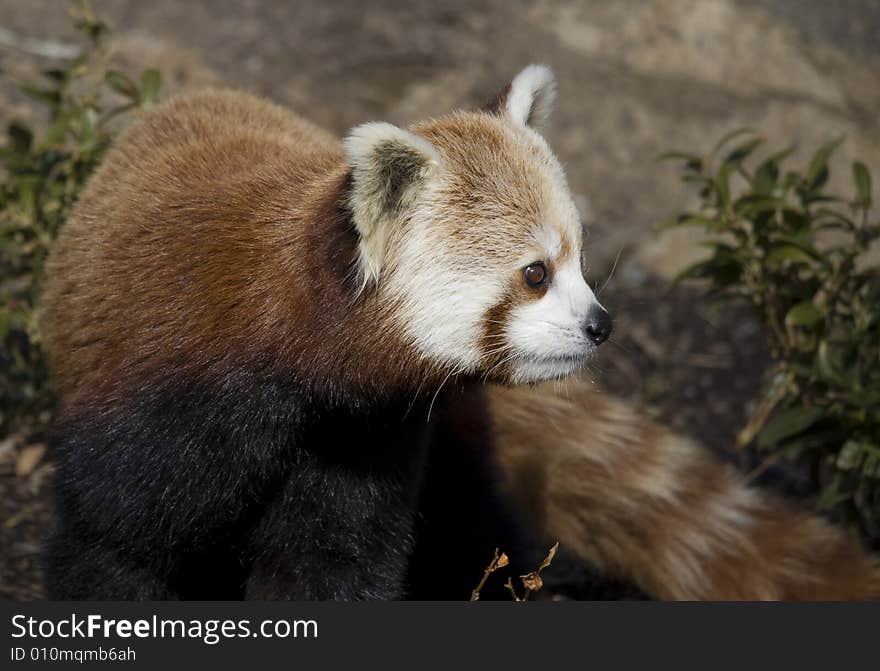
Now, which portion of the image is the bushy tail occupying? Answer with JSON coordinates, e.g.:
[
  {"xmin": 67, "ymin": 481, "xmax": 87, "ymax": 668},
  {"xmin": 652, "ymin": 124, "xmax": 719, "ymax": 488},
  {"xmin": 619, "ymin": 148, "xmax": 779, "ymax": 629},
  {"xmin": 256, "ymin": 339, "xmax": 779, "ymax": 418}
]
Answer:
[{"xmin": 488, "ymin": 379, "xmax": 880, "ymax": 600}]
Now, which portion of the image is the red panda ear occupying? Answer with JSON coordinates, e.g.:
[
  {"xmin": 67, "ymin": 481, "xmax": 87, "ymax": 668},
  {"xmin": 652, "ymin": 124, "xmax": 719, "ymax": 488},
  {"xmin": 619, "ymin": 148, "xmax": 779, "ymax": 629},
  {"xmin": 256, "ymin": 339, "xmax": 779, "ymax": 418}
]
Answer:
[
  {"xmin": 343, "ymin": 122, "xmax": 441, "ymax": 288},
  {"xmin": 484, "ymin": 64, "xmax": 557, "ymax": 131}
]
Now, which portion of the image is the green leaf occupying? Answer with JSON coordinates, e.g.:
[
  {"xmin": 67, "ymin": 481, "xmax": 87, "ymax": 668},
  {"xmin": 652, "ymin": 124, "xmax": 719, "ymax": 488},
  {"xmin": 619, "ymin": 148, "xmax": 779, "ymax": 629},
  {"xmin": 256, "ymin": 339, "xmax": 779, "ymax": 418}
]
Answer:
[
  {"xmin": 676, "ymin": 247, "xmax": 742, "ymax": 287},
  {"xmin": 763, "ymin": 145, "xmax": 796, "ymax": 166},
  {"xmin": 733, "ymin": 194, "xmax": 783, "ymax": 217},
  {"xmin": 757, "ymin": 406, "xmax": 825, "ymax": 449},
  {"xmin": 804, "ymin": 166, "xmax": 830, "ymax": 196},
  {"xmin": 105, "ymin": 70, "xmax": 138, "ymax": 99},
  {"xmin": 816, "ymin": 473, "xmax": 850, "ymax": 510},
  {"xmin": 837, "ymin": 440, "xmax": 864, "ymax": 470},
  {"xmin": 723, "ymin": 137, "xmax": 763, "ymax": 171},
  {"xmin": 813, "ymin": 207, "xmax": 856, "ymax": 231},
  {"xmin": 766, "ymin": 244, "xmax": 816, "ymax": 267},
  {"xmin": 781, "ymin": 208, "xmax": 809, "ymax": 232},
  {"xmin": 844, "ymin": 390, "xmax": 880, "ymax": 408},
  {"xmin": 751, "ymin": 146, "xmax": 795, "ymax": 195},
  {"xmin": 45, "ymin": 110, "xmax": 72, "ymax": 145},
  {"xmin": 77, "ymin": 106, "xmax": 99, "ymax": 146},
  {"xmin": 715, "ymin": 166, "xmax": 732, "ymax": 209},
  {"xmin": 863, "ymin": 454, "xmax": 880, "ymax": 479},
  {"xmin": 139, "ymin": 69, "xmax": 161, "ymax": 105},
  {"xmin": 67, "ymin": 56, "xmax": 89, "ymax": 80},
  {"xmin": 657, "ymin": 151, "xmax": 704, "ymax": 175},
  {"xmin": 804, "ymin": 136, "xmax": 843, "ymax": 191},
  {"xmin": 853, "ymin": 161, "xmax": 872, "ymax": 208},
  {"xmin": 19, "ymin": 84, "xmax": 61, "ymax": 110},
  {"xmin": 7, "ymin": 121, "xmax": 33, "ymax": 154},
  {"xmin": 710, "ymin": 128, "xmax": 756, "ymax": 157},
  {"xmin": 775, "ymin": 231, "xmax": 817, "ymax": 256},
  {"xmin": 785, "ymin": 301, "xmax": 820, "ymax": 327},
  {"xmin": 42, "ymin": 68, "xmax": 67, "ymax": 84},
  {"xmin": 816, "ymin": 340, "xmax": 847, "ymax": 384},
  {"xmin": 753, "ymin": 161, "xmax": 778, "ymax": 195},
  {"xmin": 656, "ymin": 213, "xmax": 717, "ymax": 231}
]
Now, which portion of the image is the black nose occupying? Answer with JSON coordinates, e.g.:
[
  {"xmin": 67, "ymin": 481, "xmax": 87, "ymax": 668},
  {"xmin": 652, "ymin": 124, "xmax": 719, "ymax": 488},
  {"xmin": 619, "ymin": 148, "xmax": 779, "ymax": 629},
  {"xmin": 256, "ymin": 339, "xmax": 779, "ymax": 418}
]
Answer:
[{"xmin": 583, "ymin": 308, "xmax": 612, "ymax": 346}]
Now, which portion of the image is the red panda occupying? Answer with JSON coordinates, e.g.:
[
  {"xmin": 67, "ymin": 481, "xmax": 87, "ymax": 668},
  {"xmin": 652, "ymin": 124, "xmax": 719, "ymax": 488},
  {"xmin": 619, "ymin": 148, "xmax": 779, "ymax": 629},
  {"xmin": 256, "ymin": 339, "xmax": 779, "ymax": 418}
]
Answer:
[{"xmin": 39, "ymin": 65, "xmax": 879, "ymax": 600}]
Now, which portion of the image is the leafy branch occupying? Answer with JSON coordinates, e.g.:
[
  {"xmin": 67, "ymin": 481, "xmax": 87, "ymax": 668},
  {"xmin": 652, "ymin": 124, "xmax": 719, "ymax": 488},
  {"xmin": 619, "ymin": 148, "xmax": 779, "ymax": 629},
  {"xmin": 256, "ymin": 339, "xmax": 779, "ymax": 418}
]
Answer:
[
  {"xmin": 661, "ymin": 131, "xmax": 880, "ymax": 541},
  {"xmin": 1, "ymin": 2, "xmax": 161, "ymax": 439}
]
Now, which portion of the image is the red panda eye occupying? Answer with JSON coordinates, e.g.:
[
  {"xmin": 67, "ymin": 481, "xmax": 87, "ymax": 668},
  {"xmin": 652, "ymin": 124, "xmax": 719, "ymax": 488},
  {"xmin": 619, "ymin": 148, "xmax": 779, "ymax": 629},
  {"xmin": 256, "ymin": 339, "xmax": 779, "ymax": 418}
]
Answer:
[{"xmin": 523, "ymin": 262, "xmax": 547, "ymax": 288}]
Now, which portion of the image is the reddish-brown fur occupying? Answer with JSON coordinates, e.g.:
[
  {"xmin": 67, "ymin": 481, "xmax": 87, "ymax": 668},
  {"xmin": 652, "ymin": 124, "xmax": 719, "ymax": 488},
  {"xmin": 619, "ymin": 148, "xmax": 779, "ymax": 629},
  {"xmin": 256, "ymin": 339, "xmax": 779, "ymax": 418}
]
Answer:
[
  {"xmin": 489, "ymin": 379, "xmax": 880, "ymax": 600},
  {"xmin": 41, "ymin": 90, "xmax": 441, "ymax": 414}
]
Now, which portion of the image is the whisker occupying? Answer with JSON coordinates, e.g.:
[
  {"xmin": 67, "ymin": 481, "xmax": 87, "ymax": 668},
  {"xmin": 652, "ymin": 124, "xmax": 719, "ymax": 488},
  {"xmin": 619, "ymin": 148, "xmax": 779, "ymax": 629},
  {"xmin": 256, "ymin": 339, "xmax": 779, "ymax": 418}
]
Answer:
[
  {"xmin": 597, "ymin": 246, "xmax": 623, "ymax": 297},
  {"xmin": 607, "ymin": 336, "xmax": 634, "ymax": 355},
  {"xmin": 426, "ymin": 365, "xmax": 467, "ymax": 423},
  {"xmin": 482, "ymin": 351, "xmax": 519, "ymax": 382},
  {"xmin": 585, "ymin": 360, "xmax": 609, "ymax": 376},
  {"xmin": 403, "ymin": 376, "xmax": 427, "ymax": 420}
]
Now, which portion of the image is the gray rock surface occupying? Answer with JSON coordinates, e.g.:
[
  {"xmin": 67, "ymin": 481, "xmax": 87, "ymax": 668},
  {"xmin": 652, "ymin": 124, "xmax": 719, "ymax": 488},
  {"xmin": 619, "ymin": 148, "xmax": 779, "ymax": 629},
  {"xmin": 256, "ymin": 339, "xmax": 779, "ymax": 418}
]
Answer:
[{"xmin": 2, "ymin": 0, "xmax": 877, "ymax": 275}]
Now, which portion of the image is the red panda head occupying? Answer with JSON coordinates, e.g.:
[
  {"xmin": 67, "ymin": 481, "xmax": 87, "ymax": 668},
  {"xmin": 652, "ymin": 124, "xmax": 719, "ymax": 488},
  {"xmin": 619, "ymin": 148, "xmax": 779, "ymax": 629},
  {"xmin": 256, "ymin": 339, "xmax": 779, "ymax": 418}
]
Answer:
[{"xmin": 344, "ymin": 65, "xmax": 610, "ymax": 385}]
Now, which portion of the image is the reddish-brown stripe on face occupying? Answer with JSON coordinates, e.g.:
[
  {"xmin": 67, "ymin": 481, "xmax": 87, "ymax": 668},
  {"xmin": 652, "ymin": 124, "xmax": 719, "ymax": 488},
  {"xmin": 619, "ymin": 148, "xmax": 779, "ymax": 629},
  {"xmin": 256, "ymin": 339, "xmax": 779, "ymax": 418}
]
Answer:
[
  {"xmin": 477, "ymin": 266, "xmax": 555, "ymax": 381},
  {"xmin": 478, "ymin": 292, "xmax": 515, "ymax": 378}
]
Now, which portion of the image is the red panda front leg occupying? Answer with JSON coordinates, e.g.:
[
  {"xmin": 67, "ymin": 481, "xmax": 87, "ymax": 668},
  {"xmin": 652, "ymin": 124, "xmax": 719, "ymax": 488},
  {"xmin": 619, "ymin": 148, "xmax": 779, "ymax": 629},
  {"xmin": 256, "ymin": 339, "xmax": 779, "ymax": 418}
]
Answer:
[
  {"xmin": 244, "ymin": 463, "xmax": 420, "ymax": 601},
  {"xmin": 243, "ymin": 396, "xmax": 436, "ymax": 601},
  {"xmin": 489, "ymin": 381, "xmax": 880, "ymax": 600}
]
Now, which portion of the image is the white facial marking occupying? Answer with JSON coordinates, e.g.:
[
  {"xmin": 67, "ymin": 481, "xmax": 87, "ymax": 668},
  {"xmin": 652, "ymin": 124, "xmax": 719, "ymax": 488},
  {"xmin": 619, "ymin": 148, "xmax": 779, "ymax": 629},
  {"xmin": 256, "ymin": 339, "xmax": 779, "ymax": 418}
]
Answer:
[
  {"xmin": 386, "ymin": 190, "xmax": 504, "ymax": 372},
  {"xmin": 506, "ymin": 252, "xmax": 603, "ymax": 383},
  {"xmin": 532, "ymin": 225, "xmax": 563, "ymax": 259}
]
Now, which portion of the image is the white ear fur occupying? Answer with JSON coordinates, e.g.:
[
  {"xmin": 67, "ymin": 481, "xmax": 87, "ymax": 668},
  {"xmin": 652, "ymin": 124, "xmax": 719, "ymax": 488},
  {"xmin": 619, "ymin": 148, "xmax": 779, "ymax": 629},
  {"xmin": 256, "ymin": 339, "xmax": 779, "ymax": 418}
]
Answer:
[
  {"xmin": 343, "ymin": 122, "xmax": 440, "ymax": 288},
  {"xmin": 497, "ymin": 64, "xmax": 557, "ymax": 130}
]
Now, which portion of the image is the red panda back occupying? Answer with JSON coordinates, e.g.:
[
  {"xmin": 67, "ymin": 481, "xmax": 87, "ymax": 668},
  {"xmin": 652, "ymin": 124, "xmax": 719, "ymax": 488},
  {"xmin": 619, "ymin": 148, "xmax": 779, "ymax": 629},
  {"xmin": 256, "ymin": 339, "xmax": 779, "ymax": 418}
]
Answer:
[{"xmin": 39, "ymin": 90, "xmax": 381, "ymax": 411}]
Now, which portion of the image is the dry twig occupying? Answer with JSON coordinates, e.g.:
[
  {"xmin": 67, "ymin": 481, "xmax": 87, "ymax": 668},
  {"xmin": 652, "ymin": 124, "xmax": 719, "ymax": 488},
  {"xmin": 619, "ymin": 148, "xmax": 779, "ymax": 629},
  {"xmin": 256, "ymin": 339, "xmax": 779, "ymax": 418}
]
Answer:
[
  {"xmin": 505, "ymin": 542, "xmax": 559, "ymax": 602},
  {"xmin": 472, "ymin": 542, "xmax": 559, "ymax": 602},
  {"xmin": 470, "ymin": 548, "xmax": 509, "ymax": 601}
]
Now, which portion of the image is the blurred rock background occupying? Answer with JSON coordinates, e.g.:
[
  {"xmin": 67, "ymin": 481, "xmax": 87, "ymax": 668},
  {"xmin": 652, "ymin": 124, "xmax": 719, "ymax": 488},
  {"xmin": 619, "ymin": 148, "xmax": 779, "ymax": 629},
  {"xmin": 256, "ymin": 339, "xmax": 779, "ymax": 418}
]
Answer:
[{"xmin": 1, "ymin": 0, "xmax": 878, "ymax": 598}]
